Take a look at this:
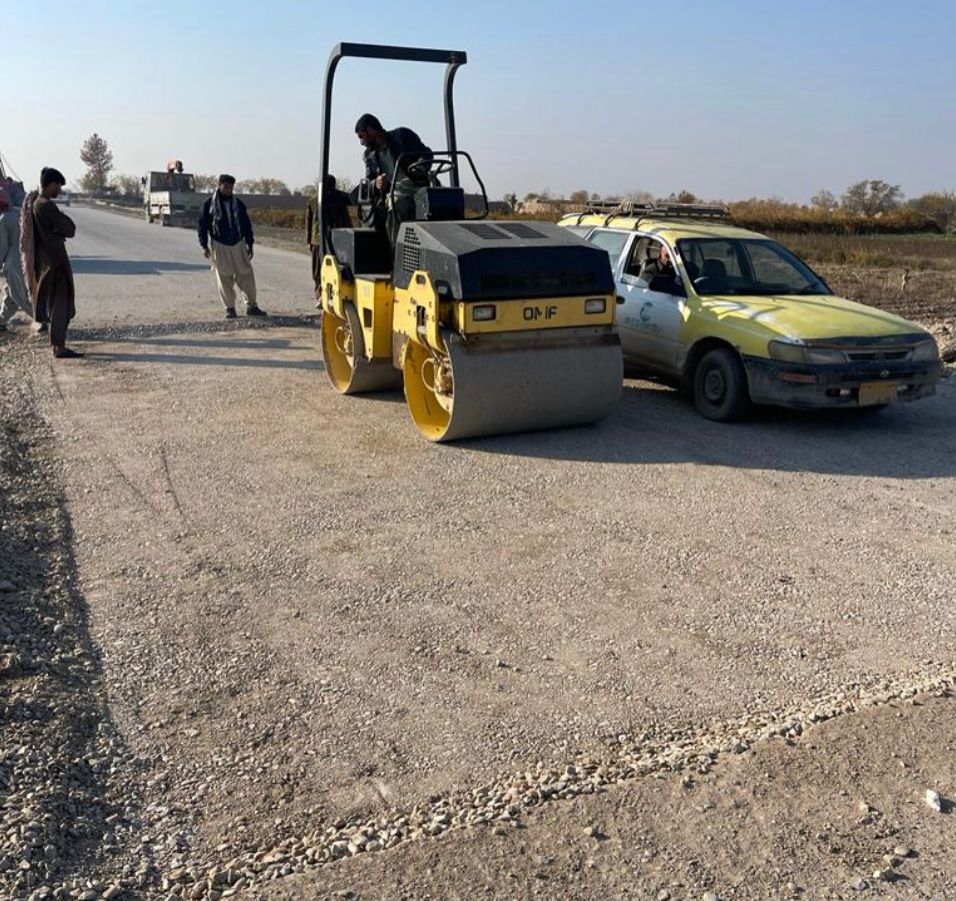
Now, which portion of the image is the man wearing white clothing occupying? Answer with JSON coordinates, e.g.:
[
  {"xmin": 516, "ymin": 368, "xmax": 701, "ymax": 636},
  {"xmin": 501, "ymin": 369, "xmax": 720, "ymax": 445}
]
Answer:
[
  {"xmin": 197, "ymin": 174, "xmax": 266, "ymax": 319},
  {"xmin": 0, "ymin": 189, "xmax": 33, "ymax": 332}
]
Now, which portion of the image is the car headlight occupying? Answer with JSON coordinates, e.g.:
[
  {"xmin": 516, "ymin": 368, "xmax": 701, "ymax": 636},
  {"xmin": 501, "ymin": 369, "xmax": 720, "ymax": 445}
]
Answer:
[
  {"xmin": 767, "ymin": 340, "xmax": 807, "ymax": 364},
  {"xmin": 913, "ymin": 339, "xmax": 940, "ymax": 363},
  {"xmin": 768, "ymin": 340, "xmax": 846, "ymax": 365}
]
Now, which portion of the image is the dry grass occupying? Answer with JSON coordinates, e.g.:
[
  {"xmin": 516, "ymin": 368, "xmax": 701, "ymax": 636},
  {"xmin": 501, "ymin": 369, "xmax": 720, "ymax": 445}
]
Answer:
[
  {"xmin": 785, "ymin": 233, "xmax": 956, "ymax": 331},
  {"xmin": 773, "ymin": 232, "xmax": 956, "ymax": 270}
]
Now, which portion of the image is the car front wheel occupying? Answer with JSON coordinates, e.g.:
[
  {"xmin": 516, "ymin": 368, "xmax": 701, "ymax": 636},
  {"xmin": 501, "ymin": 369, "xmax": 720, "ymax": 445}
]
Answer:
[{"xmin": 693, "ymin": 348, "xmax": 750, "ymax": 421}]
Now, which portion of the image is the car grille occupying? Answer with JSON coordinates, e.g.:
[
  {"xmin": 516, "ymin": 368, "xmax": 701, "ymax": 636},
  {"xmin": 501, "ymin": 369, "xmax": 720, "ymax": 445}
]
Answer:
[{"xmin": 844, "ymin": 349, "xmax": 911, "ymax": 362}]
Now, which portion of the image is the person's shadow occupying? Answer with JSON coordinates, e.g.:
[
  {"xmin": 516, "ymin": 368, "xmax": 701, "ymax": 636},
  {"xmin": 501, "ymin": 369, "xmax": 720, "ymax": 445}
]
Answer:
[{"xmin": 71, "ymin": 256, "xmax": 207, "ymax": 275}]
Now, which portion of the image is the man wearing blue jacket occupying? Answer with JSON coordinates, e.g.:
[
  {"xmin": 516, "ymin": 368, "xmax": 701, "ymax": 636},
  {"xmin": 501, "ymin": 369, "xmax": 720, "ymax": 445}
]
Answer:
[{"xmin": 198, "ymin": 174, "xmax": 266, "ymax": 319}]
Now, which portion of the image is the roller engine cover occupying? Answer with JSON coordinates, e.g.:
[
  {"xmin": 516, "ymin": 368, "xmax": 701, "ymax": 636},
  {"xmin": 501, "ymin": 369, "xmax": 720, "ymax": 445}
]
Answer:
[{"xmin": 393, "ymin": 221, "xmax": 614, "ymax": 301}]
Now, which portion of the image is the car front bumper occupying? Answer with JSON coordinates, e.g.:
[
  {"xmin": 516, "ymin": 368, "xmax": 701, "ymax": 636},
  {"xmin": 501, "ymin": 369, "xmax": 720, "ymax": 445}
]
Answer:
[{"xmin": 743, "ymin": 355, "xmax": 941, "ymax": 409}]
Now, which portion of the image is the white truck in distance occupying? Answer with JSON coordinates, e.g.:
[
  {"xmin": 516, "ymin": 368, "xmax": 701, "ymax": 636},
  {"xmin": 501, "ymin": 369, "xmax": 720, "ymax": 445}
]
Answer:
[{"xmin": 143, "ymin": 160, "xmax": 201, "ymax": 227}]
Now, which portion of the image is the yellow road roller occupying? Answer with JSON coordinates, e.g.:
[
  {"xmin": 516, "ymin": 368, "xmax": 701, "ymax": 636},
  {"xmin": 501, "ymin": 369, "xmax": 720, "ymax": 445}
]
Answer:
[{"xmin": 317, "ymin": 43, "xmax": 622, "ymax": 442}]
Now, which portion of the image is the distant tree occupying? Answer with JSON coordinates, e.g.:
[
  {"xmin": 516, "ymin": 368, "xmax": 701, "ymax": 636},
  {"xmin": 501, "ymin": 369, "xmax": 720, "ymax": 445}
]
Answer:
[
  {"xmin": 256, "ymin": 177, "xmax": 291, "ymax": 196},
  {"xmin": 569, "ymin": 189, "xmax": 589, "ymax": 205},
  {"xmin": 194, "ymin": 174, "xmax": 218, "ymax": 192},
  {"xmin": 336, "ymin": 175, "xmax": 355, "ymax": 193},
  {"xmin": 114, "ymin": 174, "xmax": 142, "ymax": 198},
  {"xmin": 909, "ymin": 191, "xmax": 956, "ymax": 231},
  {"xmin": 236, "ymin": 179, "xmax": 258, "ymax": 194},
  {"xmin": 675, "ymin": 189, "xmax": 698, "ymax": 204},
  {"xmin": 79, "ymin": 132, "xmax": 114, "ymax": 194},
  {"xmin": 503, "ymin": 192, "xmax": 518, "ymax": 210},
  {"xmin": 590, "ymin": 192, "xmax": 601, "ymax": 201},
  {"xmin": 299, "ymin": 183, "xmax": 318, "ymax": 198},
  {"xmin": 842, "ymin": 179, "xmax": 903, "ymax": 216},
  {"xmin": 623, "ymin": 189, "xmax": 655, "ymax": 204},
  {"xmin": 810, "ymin": 189, "xmax": 838, "ymax": 210},
  {"xmin": 523, "ymin": 192, "xmax": 539, "ymax": 202}
]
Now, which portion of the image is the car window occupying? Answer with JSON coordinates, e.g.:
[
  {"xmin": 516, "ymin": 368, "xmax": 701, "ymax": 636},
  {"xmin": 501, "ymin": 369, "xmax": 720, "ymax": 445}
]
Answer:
[
  {"xmin": 676, "ymin": 237, "xmax": 829, "ymax": 295},
  {"xmin": 624, "ymin": 236, "xmax": 665, "ymax": 282},
  {"xmin": 624, "ymin": 237, "xmax": 648, "ymax": 277},
  {"xmin": 563, "ymin": 225, "xmax": 591, "ymax": 237},
  {"xmin": 585, "ymin": 230, "xmax": 630, "ymax": 262}
]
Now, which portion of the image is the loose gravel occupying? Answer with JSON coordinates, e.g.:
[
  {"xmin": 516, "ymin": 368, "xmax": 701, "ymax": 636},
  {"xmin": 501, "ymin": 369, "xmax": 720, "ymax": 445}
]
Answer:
[
  {"xmin": 1, "ymin": 297, "xmax": 954, "ymax": 899},
  {"xmin": 0, "ymin": 339, "xmax": 155, "ymax": 899}
]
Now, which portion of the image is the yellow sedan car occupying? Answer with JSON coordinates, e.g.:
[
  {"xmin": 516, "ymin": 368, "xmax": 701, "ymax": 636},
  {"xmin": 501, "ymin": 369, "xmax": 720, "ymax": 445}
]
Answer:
[{"xmin": 559, "ymin": 205, "xmax": 941, "ymax": 421}]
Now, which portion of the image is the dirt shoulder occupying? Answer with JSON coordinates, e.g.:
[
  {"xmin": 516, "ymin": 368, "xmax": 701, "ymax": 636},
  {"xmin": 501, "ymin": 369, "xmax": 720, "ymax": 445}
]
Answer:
[
  {"xmin": 1, "ymin": 317, "xmax": 955, "ymax": 899},
  {"xmin": 0, "ymin": 338, "xmax": 157, "ymax": 899}
]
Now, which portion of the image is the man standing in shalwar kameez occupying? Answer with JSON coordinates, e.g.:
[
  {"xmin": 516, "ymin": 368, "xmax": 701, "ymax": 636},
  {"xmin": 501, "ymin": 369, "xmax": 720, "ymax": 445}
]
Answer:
[
  {"xmin": 197, "ymin": 174, "xmax": 267, "ymax": 320},
  {"xmin": 20, "ymin": 167, "xmax": 82, "ymax": 358},
  {"xmin": 0, "ymin": 189, "xmax": 34, "ymax": 333}
]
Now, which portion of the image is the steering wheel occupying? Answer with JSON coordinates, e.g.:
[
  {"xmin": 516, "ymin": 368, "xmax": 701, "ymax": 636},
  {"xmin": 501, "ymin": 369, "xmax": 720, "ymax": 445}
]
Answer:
[{"xmin": 406, "ymin": 158, "xmax": 456, "ymax": 181}]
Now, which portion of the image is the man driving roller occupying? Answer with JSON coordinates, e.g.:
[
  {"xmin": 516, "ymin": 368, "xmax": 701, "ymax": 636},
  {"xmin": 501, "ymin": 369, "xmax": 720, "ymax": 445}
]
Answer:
[{"xmin": 355, "ymin": 113, "xmax": 432, "ymax": 243}]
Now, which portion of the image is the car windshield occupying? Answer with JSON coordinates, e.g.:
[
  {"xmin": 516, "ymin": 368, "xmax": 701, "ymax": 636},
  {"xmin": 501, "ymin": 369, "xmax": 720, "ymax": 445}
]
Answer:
[{"xmin": 676, "ymin": 237, "xmax": 829, "ymax": 296}]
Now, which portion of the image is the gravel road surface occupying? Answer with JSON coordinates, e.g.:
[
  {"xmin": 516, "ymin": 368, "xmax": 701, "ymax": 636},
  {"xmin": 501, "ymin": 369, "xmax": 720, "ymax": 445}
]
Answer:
[{"xmin": 1, "ymin": 206, "xmax": 954, "ymax": 900}]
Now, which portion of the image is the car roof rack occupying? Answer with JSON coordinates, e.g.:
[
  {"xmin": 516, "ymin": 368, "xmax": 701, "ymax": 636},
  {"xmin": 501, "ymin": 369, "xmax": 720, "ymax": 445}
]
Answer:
[
  {"xmin": 566, "ymin": 200, "xmax": 731, "ymax": 228},
  {"xmin": 583, "ymin": 199, "xmax": 655, "ymax": 214},
  {"xmin": 649, "ymin": 203, "xmax": 730, "ymax": 220}
]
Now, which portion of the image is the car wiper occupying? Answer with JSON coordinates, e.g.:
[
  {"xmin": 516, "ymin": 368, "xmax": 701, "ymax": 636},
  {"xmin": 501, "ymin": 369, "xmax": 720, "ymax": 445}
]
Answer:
[
  {"xmin": 743, "ymin": 286, "xmax": 826, "ymax": 296},
  {"xmin": 728, "ymin": 287, "xmax": 779, "ymax": 296}
]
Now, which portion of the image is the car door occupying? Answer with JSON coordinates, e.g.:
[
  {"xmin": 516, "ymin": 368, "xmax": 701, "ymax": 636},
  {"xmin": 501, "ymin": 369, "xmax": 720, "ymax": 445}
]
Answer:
[{"xmin": 615, "ymin": 235, "xmax": 687, "ymax": 373}]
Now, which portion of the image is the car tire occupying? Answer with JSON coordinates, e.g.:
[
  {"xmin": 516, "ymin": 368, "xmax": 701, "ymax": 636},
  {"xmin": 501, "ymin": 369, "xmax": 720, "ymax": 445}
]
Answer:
[{"xmin": 693, "ymin": 348, "xmax": 750, "ymax": 421}]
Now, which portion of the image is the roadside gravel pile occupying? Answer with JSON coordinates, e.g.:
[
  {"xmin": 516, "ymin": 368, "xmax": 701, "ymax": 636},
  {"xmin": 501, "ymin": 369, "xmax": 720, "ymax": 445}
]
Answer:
[
  {"xmin": 0, "ymin": 340, "xmax": 155, "ymax": 900},
  {"xmin": 154, "ymin": 664, "xmax": 953, "ymax": 900}
]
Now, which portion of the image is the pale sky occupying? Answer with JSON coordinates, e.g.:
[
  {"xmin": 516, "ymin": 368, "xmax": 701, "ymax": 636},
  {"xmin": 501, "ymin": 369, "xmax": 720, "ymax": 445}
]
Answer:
[{"xmin": 4, "ymin": 0, "xmax": 955, "ymax": 202}]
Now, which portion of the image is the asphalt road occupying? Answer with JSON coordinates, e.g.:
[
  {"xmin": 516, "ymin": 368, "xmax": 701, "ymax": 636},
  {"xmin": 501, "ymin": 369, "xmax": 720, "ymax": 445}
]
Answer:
[
  {"xmin": 4, "ymin": 205, "xmax": 955, "ymax": 898},
  {"xmin": 66, "ymin": 204, "xmax": 313, "ymax": 327}
]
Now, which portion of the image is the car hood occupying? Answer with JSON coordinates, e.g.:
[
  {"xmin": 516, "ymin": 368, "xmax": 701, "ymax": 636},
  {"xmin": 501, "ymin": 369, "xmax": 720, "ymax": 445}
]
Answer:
[{"xmin": 699, "ymin": 293, "xmax": 930, "ymax": 342}]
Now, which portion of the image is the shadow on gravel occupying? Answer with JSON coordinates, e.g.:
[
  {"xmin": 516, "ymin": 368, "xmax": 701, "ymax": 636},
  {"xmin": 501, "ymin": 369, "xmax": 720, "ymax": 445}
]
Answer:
[
  {"xmin": 0, "ymin": 399, "xmax": 148, "ymax": 895},
  {"xmin": 68, "ymin": 318, "xmax": 325, "ymax": 371},
  {"xmin": 87, "ymin": 350, "xmax": 323, "ymax": 371},
  {"xmin": 109, "ymin": 336, "xmax": 315, "ymax": 351},
  {"xmin": 69, "ymin": 315, "xmax": 320, "ymax": 343},
  {"xmin": 458, "ymin": 380, "xmax": 956, "ymax": 479},
  {"xmin": 71, "ymin": 256, "xmax": 208, "ymax": 275}
]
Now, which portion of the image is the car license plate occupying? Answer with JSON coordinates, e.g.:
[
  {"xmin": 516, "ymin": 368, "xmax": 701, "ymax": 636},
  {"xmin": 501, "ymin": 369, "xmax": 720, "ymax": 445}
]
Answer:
[{"xmin": 859, "ymin": 381, "xmax": 899, "ymax": 406}]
